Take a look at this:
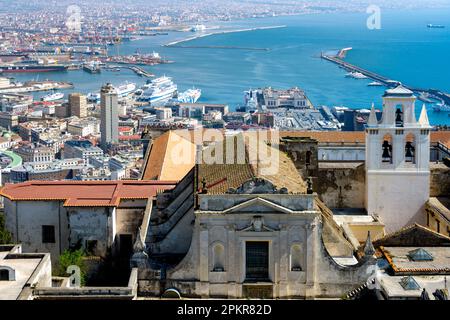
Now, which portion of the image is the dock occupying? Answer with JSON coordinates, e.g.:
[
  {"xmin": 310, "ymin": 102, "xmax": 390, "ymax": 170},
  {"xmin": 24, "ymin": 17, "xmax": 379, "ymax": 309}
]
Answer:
[
  {"xmin": 128, "ymin": 66, "xmax": 154, "ymax": 78},
  {"xmin": 321, "ymin": 53, "xmax": 450, "ymax": 105}
]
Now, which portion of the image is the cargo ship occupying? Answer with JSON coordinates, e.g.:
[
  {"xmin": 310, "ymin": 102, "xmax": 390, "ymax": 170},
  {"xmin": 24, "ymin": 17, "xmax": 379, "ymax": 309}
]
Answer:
[
  {"xmin": 0, "ymin": 64, "xmax": 68, "ymax": 73},
  {"xmin": 83, "ymin": 63, "xmax": 101, "ymax": 74}
]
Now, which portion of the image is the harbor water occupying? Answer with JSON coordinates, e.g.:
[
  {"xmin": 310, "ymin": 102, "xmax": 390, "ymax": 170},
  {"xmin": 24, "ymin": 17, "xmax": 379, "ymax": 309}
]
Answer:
[{"xmin": 9, "ymin": 8, "xmax": 450, "ymax": 125}]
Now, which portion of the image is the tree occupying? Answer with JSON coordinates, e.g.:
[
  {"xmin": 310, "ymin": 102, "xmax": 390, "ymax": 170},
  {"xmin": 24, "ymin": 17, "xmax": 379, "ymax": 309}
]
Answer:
[
  {"xmin": 0, "ymin": 213, "xmax": 12, "ymax": 244},
  {"xmin": 56, "ymin": 248, "xmax": 87, "ymax": 286}
]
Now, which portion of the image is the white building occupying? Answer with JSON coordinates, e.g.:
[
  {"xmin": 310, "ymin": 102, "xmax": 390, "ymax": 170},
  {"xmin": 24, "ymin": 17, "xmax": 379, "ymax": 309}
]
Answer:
[{"xmin": 365, "ymin": 86, "xmax": 432, "ymax": 233}]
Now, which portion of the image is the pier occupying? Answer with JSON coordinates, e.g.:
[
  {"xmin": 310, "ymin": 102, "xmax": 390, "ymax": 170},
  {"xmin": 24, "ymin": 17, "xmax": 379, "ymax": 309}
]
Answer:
[
  {"xmin": 321, "ymin": 53, "xmax": 450, "ymax": 105},
  {"xmin": 128, "ymin": 66, "xmax": 154, "ymax": 78}
]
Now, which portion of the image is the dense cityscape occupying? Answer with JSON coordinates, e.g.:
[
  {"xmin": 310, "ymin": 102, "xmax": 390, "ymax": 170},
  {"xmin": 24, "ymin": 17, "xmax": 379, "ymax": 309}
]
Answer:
[{"xmin": 0, "ymin": 0, "xmax": 449, "ymax": 306}]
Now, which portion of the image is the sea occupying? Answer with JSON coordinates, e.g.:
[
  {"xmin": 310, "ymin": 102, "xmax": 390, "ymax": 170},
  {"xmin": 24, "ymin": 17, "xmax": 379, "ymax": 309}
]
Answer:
[{"xmin": 10, "ymin": 7, "xmax": 450, "ymax": 125}]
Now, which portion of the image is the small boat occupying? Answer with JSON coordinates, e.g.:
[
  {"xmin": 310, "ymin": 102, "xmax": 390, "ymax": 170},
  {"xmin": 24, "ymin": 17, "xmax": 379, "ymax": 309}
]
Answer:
[
  {"xmin": 345, "ymin": 72, "xmax": 368, "ymax": 79},
  {"xmin": 418, "ymin": 92, "xmax": 434, "ymax": 103},
  {"xmin": 41, "ymin": 92, "xmax": 64, "ymax": 102},
  {"xmin": 367, "ymin": 81, "xmax": 383, "ymax": 87},
  {"xmin": 432, "ymin": 102, "xmax": 450, "ymax": 112},
  {"xmin": 87, "ymin": 92, "xmax": 100, "ymax": 102},
  {"xmin": 427, "ymin": 24, "xmax": 445, "ymax": 29}
]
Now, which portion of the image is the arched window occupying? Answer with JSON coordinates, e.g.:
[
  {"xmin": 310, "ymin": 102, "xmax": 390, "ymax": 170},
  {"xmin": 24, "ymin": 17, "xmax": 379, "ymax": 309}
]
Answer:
[
  {"xmin": 212, "ymin": 243, "xmax": 225, "ymax": 272},
  {"xmin": 395, "ymin": 105, "xmax": 404, "ymax": 127},
  {"xmin": 305, "ymin": 151, "xmax": 312, "ymax": 165},
  {"xmin": 290, "ymin": 244, "xmax": 302, "ymax": 271},
  {"xmin": 405, "ymin": 133, "xmax": 416, "ymax": 163},
  {"xmin": 382, "ymin": 134, "xmax": 393, "ymax": 164},
  {"xmin": 0, "ymin": 266, "xmax": 15, "ymax": 281}
]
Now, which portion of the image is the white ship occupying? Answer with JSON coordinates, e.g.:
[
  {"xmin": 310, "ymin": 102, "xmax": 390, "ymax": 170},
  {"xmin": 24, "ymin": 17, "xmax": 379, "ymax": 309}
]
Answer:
[
  {"xmin": 432, "ymin": 102, "xmax": 450, "ymax": 112},
  {"xmin": 345, "ymin": 72, "xmax": 368, "ymax": 79},
  {"xmin": 137, "ymin": 76, "xmax": 178, "ymax": 104},
  {"xmin": 177, "ymin": 88, "xmax": 201, "ymax": 103},
  {"xmin": 116, "ymin": 82, "xmax": 136, "ymax": 98},
  {"xmin": 367, "ymin": 81, "xmax": 383, "ymax": 86},
  {"xmin": 87, "ymin": 92, "xmax": 100, "ymax": 102},
  {"xmin": 191, "ymin": 24, "xmax": 206, "ymax": 32},
  {"xmin": 41, "ymin": 92, "xmax": 64, "ymax": 102}
]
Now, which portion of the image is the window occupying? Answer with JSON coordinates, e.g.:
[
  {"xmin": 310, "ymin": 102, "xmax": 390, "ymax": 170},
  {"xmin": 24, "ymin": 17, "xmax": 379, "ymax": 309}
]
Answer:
[
  {"xmin": 245, "ymin": 241, "xmax": 269, "ymax": 281},
  {"xmin": 42, "ymin": 225, "xmax": 55, "ymax": 244},
  {"xmin": 290, "ymin": 244, "xmax": 302, "ymax": 271},
  {"xmin": 86, "ymin": 240, "xmax": 98, "ymax": 255},
  {"xmin": 305, "ymin": 151, "xmax": 312, "ymax": 166},
  {"xmin": 0, "ymin": 269, "xmax": 9, "ymax": 281},
  {"xmin": 436, "ymin": 220, "xmax": 440, "ymax": 233},
  {"xmin": 212, "ymin": 243, "xmax": 225, "ymax": 272}
]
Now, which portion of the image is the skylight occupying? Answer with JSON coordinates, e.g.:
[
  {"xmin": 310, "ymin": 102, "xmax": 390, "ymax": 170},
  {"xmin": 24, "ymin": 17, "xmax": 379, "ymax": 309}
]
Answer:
[
  {"xmin": 400, "ymin": 276, "xmax": 421, "ymax": 291},
  {"xmin": 408, "ymin": 248, "xmax": 434, "ymax": 261}
]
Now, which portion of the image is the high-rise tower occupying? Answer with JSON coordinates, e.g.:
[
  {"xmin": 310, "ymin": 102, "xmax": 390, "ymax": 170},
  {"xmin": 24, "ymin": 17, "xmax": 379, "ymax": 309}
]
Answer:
[
  {"xmin": 69, "ymin": 93, "xmax": 88, "ymax": 118},
  {"xmin": 100, "ymin": 83, "xmax": 119, "ymax": 150},
  {"xmin": 365, "ymin": 85, "xmax": 431, "ymax": 233}
]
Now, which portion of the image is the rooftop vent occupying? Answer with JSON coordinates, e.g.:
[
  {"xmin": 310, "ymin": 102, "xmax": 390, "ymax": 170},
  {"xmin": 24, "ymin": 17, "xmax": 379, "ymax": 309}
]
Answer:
[
  {"xmin": 400, "ymin": 276, "xmax": 421, "ymax": 291},
  {"xmin": 408, "ymin": 248, "xmax": 434, "ymax": 261}
]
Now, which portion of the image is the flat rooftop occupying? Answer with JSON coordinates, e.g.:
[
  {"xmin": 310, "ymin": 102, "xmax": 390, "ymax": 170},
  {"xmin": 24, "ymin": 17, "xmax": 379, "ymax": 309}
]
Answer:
[{"xmin": 0, "ymin": 249, "xmax": 43, "ymax": 300}]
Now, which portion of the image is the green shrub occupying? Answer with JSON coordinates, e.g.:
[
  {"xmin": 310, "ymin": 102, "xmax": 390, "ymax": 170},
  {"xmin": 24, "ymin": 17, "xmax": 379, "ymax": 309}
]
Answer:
[
  {"xmin": 0, "ymin": 213, "xmax": 12, "ymax": 245},
  {"xmin": 56, "ymin": 248, "xmax": 87, "ymax": 286}
]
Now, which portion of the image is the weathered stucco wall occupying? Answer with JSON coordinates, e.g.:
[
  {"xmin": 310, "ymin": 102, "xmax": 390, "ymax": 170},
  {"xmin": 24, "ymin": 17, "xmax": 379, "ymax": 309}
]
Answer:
[
  {"xmin": 5, "ymin": 200, "xmax": 69, "ymax": 261},
  {"xmin": 316, "ymin": 163, "xmax": 366, "ymax": 209},
  {"xmin": 430, "ymin": 163, "xmax": 450, "ymax": 197},
  {"xmin": 315, "ymin": 162, "xmax": 449, "ymax": 210}
]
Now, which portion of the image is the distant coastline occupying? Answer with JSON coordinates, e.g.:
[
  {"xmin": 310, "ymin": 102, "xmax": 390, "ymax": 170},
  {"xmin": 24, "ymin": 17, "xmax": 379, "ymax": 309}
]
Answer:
[{"xmin": 163, "ymin": 25, "xmax": 287, "ymax": 47}]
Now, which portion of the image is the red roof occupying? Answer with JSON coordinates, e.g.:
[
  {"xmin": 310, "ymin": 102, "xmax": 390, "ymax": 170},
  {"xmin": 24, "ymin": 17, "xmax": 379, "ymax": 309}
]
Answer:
[
  {"xmin": 119, "ymin": 134, "xmax": 141, "ymax": 141},
  {"xmin": 0, "ymin": 180, "xmax": 177, "ymax": 207}
]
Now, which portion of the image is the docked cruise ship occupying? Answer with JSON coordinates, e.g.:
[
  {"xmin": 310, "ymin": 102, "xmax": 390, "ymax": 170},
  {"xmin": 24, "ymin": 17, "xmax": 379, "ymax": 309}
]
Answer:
[
  {"xmin": 116, "ymin": 82, "xmax": 136, "ymax": 98},
  {"xmin": 136, "ymin": 76, "xmax": 177, "ymax": 104}
]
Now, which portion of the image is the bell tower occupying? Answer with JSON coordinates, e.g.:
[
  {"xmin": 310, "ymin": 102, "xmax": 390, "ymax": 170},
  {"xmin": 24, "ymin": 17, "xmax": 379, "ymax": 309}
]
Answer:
[{"xmin": 365, "ymin": 86, "xmax": 431, "ymax": 233}]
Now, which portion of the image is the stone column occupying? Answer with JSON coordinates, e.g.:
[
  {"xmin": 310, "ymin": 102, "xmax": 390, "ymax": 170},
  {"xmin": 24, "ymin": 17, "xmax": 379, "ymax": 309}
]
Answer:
[
  {"xmin": 305, "ymin": 218, "xmax": 318, "ymax": 298},
  {"xmin": 226, "ymin": 224, "xmax": 237, "ymax": 298},
  {"xmin": 198, "ymin": 223, "xmax": 209, "ymax": 297},
  {"xmin": 278, "ymin": 225, "xmax": 289, "ymax": 298}
]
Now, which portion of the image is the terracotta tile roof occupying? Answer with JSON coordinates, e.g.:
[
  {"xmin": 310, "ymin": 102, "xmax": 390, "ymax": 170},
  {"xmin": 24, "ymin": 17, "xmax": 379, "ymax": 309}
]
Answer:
[
  {"xmin": 380, "ymin": 246, "xmax": 450, "ymax": 275},
  {"xmin": 372, "ymin": 223, "xmax": 450, "ymax": 247},
  {"xmin": 0, "ymin": 180, "xmax": 177, "ymax": 207},
  {"xmin": 169, "ymin": 129, "xmax": 450, "ymax": 147},
  {"xmin": 118, "ymin": 134, "xmax": 141, "ymax": 141},
  {"xmin": 141, "ymin": 131, "xmax": 196, "ymax": 181},
  {"xmin": 198, "ymin": 134, "xmax": 306, "ymax": 194}
]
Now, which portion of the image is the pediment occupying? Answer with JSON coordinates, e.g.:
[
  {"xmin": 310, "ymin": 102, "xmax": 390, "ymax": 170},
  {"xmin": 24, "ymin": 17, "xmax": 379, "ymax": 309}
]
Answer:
[{"xmin": 222, "ymin": 197, "xmax": 293, "ymax": 214}]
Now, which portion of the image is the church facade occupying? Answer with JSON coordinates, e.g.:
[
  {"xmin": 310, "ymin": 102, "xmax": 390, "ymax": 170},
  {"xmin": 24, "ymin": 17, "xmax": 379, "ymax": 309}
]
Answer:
[{"xmin": 136, "ymin": 178, "xmax": 376, "ymax": 299}]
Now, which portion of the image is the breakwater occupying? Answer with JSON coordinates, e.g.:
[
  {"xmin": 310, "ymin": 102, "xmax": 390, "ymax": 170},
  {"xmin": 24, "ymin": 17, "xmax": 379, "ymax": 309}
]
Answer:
[{"xmin": 164, "ymin": 25, "xmax": 286, "ymax": 47}]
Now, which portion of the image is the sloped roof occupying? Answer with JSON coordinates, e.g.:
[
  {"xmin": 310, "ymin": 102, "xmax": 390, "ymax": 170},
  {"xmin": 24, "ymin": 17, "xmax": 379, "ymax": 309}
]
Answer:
[
  {"xmin": 141, "ymin": 131, "xmax": 196, "ymax": 181},
  {"xmin": 383, "ymin": 85, "xmax": 414, "ymax": 97},
  {"xmin": 197, "ymin": 133, "xmax": 306, "ymax": 194},
  {"xmin": 380, "ymin": 246, "xmax": 450, "ymax": 275},
  {"xmin": 372, "ymin": 223, "xmax": 450, "ymax": 247},
  {"xmin": 0, "ymin": 180, "xmax": 177, "ymax": 207}
]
